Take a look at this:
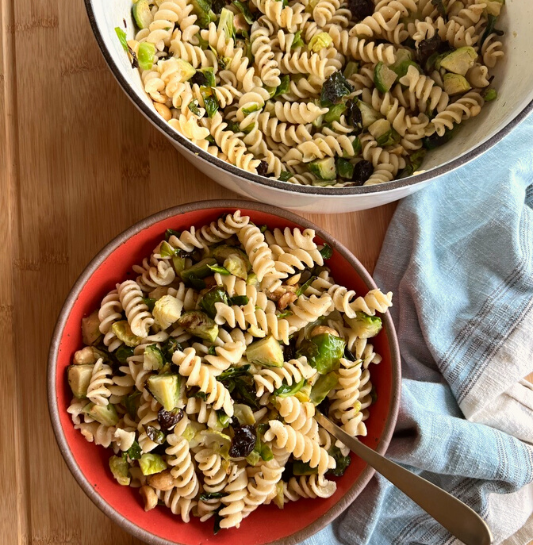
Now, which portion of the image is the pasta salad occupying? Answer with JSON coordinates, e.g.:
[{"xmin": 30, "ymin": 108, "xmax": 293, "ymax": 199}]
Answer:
[
  {"xmin": 116, "ymin": 0, "xmax": 505, "ymax": 187},
  {"xmin": 66, "ymin": 210, "xmax": 392, "ymax": 531}
]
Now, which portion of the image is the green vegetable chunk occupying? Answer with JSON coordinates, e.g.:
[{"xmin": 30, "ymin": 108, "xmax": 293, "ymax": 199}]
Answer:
[
  {"xmin": 324, "ymin": 103, "xmax": 347, "ymax": 124},
  {"xmin": 139, "ymin": 453, "xmax": 167, "ymax": 476},
  {"xmin": 109, "ymin": 455, "xmax": 131, "ymax": 486},
  {"xmin": 138, "ymin": 42, "xmax": 156, "ymax": 70},
  {"xmin": 83, "ymin": 402, "xmax": 119, "ymax": 427},
  {"xmin": 440, "ymin": 47, "xmax": 477, "ymax": 76},
  {"xmin": 309, "ymin": 32, "xmax": 333, "ymax": 52},
  {"xmin": 401, "ymin": 149, "xmax": 426, "ymax": 178},
  {"xmin": 483, "ymin": 89, "xmax": 498, "ymax": 102},
  {"xmin": 343, "ymin": 61, "xmax": 359, "ymax": 78},
  {"xmin": 320, "ymin": 72, "xmax": 354, "ymax": 106},
  {"xmin": 310, "ymin": 372, "xmax": 338, "ymax": 405},
  {"xmin": 327, "ymin": 444, "xmax": 351, "ymax": 477},
  {"xmin": 200, "ymin": 286, "xmax": 229, "ymax": 319},
  {"xmin": 246, "ymin": 336, "xmax": 284, "ymax": 367},
  {"xmin": 218, "ymin": 8, "xmax": 235, "ymax": 40},
  {"xmin": 144, "ymin": 344, "xmax": 165, "ymax": 371},
  {"xmin": 192, "ymin": 0, "xmax": 216, "ymax": 27},
  {"xmin": 233, "ymin": 404, "xmax": 256, "ymax": 425},
  {"xmin": 68, "ymin": 364, "xmax": 94, "ymax": 399},
  {"xmin": 443, "ymin": 73, "xmax": 472, "ymax": 96},
  {"xmin": 112, "ymin": 320, "xmax": 142, "ymax": 347},
  {"xmin": 224, "ymin": 254, "xmax": 249, "ymax": 279},
  {"xmin": 355, "ymin": 99, "xmax": 382, "ymax": 128},
  {"xmin": 293, "ymin": 460, "xmax": 318, "ymax": 475},
  {"xmin": 345, "ymin": 311, "xmax": 382, "ymax": 339},
  {"xmin": 297, "ymin": 333, "xmax": 345, "ymax": 374},
  {"xmin": 153, "ymin": 295, "xmax": 183, "ymax": 330},
  {"xmin": 181, "ymin": 258, "xmax": 217, "ymax": 284},
  {"xmin": 147, "ymin": 374, "xmax": 180, "ymax": 411},
  {"xmin": 234, "ymin": 0, "xmax": 254, "ymax": 24},
  {"xmin": 336, "ymin": 158, "xmax": 354, "ymax": 180},
  {"xmin": 308, "ymin": 158, "xmax": 337, "ymax": 182},
  {"xmin": 178, "ymin": 310, "xmax": 219, "ymax": 342},
  {"xmin": 82, "ymin": 310, "xmax": 102, "ymax": 346},
  {"xmin": 374, "ymin": 62, "xmax": 398, "ymax": 93},
  {"xmin": 124, "ymin": 391, "xmax": 142, "ymax": 419},
  {"xmin": 132, "ymin": 0, "xmax": 153, "ymax": 29}
]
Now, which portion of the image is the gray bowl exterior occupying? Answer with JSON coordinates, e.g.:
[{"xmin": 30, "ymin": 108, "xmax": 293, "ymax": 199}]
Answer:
[
  {"xmin": 48, "ymin": 200, "xmax": 402, "ymax": 545},
  {"xmin": 85, "ymin": 0, "xmax": 533, "ymax": 213}
]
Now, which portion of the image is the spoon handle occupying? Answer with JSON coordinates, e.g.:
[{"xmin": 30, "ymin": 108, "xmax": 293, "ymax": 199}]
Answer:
[{"xmin": 315, "ymin": 412, "xmax": 493, "ymax": 545}]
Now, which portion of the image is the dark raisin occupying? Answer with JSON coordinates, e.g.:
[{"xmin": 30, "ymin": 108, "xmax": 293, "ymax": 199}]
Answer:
[
  {"xmin": 157, "ymin": 407, "xmax": 184, "ymax": 431},
  {"xmin": 348, "ymin": 0, "xmax": 373, "ymax": 21},
  {"xmin": 229, "ymin": 425, "xmax": 256, "ymax": 458},
  {"xmin": 351, "ymin": 160, "xmax": 373, "ymax": 185},
  {"xmin": 416, "ymin": 35, "xmax": 444, "ymax": 67},
  {"xmin": 345, "ymin": 100, "xmax": 363, "ymax": 132},
  {"xmin": 145, "ymin": 425, "xmax": 166, "ymax": 444},
  {"xmin": 191, "ymin": 71, "xmax": 208, "ymax": 86},
  {"xmin": 257, "ymin": 161, "xmax": 269, "ymax": 176},
  {"xmin": 283, "ymin": 340, "xmax": 297, "ymax": 361}
]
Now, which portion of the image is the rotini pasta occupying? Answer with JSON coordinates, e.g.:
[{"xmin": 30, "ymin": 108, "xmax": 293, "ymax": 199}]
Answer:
[{"xmin": 67, "ymin": 210, "xmax": 391, "ymax": 531}]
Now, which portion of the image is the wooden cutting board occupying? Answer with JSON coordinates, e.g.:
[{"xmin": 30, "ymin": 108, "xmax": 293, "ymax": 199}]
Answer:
[{"xmin": 1, "ymin": 0, "xmax": 530, "ymax": 544}]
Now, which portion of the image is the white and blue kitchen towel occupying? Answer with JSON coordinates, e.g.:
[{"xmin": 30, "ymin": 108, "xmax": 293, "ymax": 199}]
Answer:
[{"xmin": 304, "ymin": 113, "xmax": 533, "ymax": 545}]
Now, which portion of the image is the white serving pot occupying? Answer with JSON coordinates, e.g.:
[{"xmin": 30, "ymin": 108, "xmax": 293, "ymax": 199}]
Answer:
[{"xmin": 85, "ymin": 0, "xmax": 533, "ymax": 213}]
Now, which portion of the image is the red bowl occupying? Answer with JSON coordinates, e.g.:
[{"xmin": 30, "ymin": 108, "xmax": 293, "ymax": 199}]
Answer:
[{"xmin": 48, "ymin": 200, "xmax": 401, "ymax": 545}]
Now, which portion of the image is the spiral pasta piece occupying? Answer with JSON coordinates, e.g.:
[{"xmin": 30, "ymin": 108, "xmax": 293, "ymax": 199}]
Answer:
[
  {"xmin": 328, "ymin": 285, "xmax": 393, "ymax": 318},
  {"xmin": 284, "ymin": 474, "xmax": 337, "ymax": 501},
  {"xmin": 429, "ymin": 91, "xmax": 484, "ymax": 137},
  {"xmin": 86, "ymin": 358, "xmax": 113, "ymax": 406},
  {"xmin": 251, "ymin": 0, "xmax": 309, "ymax": 32},
  {"xmin": 219, "ymin": 465, "xmax": 249, "ymax": 529},
  {"xmin": 242, "ymin": 460, "xmax": 284, "ymax": 517},
  {"xmin": 264, "ymin": 420, "xmax": 335, "ymax": 474},
  {"xmin": 253, "ymin": 357, "xmax": 317, "ymax": 397},
  {"xmin": 166, "ymin": 432, "xmax": 200, "ymax": 498},
  {"xmin": 117, "ymin": 280, "xmax": 154, "ymax": 338},
  {"xmin": 98, "ymin": 289, "xmax": 123, "ymax": 352},
  {"xmin": 238, "ymin": 223, "xmax": 277, "ymax": 281},
  {"xmin": 286, "ymin": 294, "xmax": 333, "ymax": 333},
  {"xmin": 277, "ymin": 396, "xmax": 318, "ymax": 438}
]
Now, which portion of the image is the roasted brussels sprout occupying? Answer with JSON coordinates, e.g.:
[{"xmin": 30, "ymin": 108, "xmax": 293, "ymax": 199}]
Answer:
[
  {"xmin": 297, "ymin": 333, "xmax": 345, "ymax": 374},
  {"xmin": 199, "ymin": 286, "xmax": 229, "ymax": 319},
  {"xmin": 246, "ymin": 336, "xmax": 284, "ymax": 367},
  {"xmin": 139, "ymin": 453, "xmax": 167, "ymax": 476},
  {"xmin": 177, "ymin": 310, "xmax": 219, "ymax": 342},
  {"xmin": 109, "ymin": 455, "xmax": 131, "ymax": 486}
]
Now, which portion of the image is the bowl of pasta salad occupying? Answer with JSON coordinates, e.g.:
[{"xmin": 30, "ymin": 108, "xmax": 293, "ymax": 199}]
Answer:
[
  {"xmin": 48, "ymin": 200, "xmax": 401, "ymax": 544},
  {"xmin": 84, "ymin": 0, "xmax": 533, "ymax": 213}
]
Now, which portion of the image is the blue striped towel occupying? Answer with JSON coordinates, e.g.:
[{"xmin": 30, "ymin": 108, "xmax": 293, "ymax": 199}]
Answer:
[{"xmin": 304, "ymin": 114, "xmax": 533, "ymax": 545}]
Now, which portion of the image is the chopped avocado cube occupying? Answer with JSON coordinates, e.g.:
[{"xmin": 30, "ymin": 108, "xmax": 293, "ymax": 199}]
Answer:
[
  {"xmin": 112, "ymin": 320, "xmax": 143, "ymax": 347},
  {"xmin": 139, "ymin": 453, "xmax": 167, "ymax": 476},
  {"xmin": 246, "ymin": 336, "xmax": 284, "ymax": 367},
  {"xmin": 181, "ymin": 258, "xmax": 217, "ymax": 284},
  {"xmin": 73, "ymin": 346, "xmax": 100, "ymax": 365},
  {"xmin": 153, "ymin": 295, "xmax": 183, "ymax": 330},
  {"xmin": 233, "ymin": 404, "xmax": 256, "ymax": 426},
  {"xmin": 440, "ymin": 47, "xmax": 477, "ymax": 76},
  {"xmin": 343, "ymin": 61, "xmax": 359, "ymax": 78},
  {"xmin": 274, "ymin": 378, "xmax": 306, "ymax": 398},
  {"xmin": 308, "ymin": 158, "xmax": 337, "ymax": 182},
  {"xmin": 82, "ymin": 310, "xmax": 102, "ymax": 346},
  {"xmin": 308, "ymin": 32, "xmax": 333, "ymax": 53},
  {"xmin": 297, "ymin": 333, "xmax": 345, "ymax": 374},
  {"xmin": 374, "ymin": 62, "xmax": 398, "ymax": 93},
  {"xmin": 147, "ymin": 374, "xmax": 180, "ymax": 411},
  {"xmin": 200, "ymin": 286, "xmax": 229, "ymax": 319},
  {"xmin": 443, "ymin": 73, "xmax": 472, "ymax": 96},
  {"xmin": 177, "ymin": 310, "xmax": 218, "ymax": 342},
  {"xmin": 355, "ymin": 99, "xmax": 382, "ymax": 128},
  {"xmin": 336, "ymin": 158, "xmax": 354, "ymax": 180},
  {"xmin": 144, "ymin": 344, "xmax": 165, "ymax": 371},
  {"xmin": 368, "ymin": 119, "xmax": 391, "ymax": 141},
  {"xmin": 171, "ymin": 59, "xmax": 197, "ymax": 83},
  {"xmin": 83, "ymin": 402, "xmax": 119, "ymax": 427},
  {"xmin": 132, "ymin": 0, "xmax": 153, "ymax": 29},
  {"xmin": 345, "ymin": 311, "xmax": 382, "ymax": 339},
  {"xmin": 310, "ymin": 372, "xmax": 338, "ymax": 405},
  {"xmin": 247, "ymin": 335, "xmax": 284, "ymax": 366},
  {"xmin": 68, "ymin": 364, "xmax": 94, "ymax": 399},
  {"xmin": 138, "ymin": 42, "xmax": 156, "ymax": 71},
  {"xmin": 293, "ymin": 460, "xmax": 318, "ymax": 475},
  {"xmin": 224, "ymin": 254, "xmax": 249, "ymax": 280},
  {"xmin": 109, "ymin": 455, "xmax": 130, "ymax": 486}
]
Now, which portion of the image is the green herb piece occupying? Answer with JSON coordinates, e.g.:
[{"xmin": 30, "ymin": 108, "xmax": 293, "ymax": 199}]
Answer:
[
  {"xmin": 200, "ymin": 492, "xmax": 226, "ymax": 501},
  {"xmin": 481, "ymin": 14, "xmax": 504, "ymax": 46},
  {"xmin": 207, "ymin": 263, "xmax": 231, "ymax": 275},
  {"xmin": 296, "ymin": 275, "xmax": 317, "ymax": 297},
  {"xmin": 187, "ymin": 100, "xmax": 202, "ymax": 117},
  {"xmin": 115, "ymin": 27, "xmax": 129, "ymax": 52},
  {"xmin": 141, "ymin": 297, "xmax": 157, "ymax": 312},
  {"xmin": 208, "ymin": 345, "xmax": 217, "ymax": 356},
  {"xmin": 228, "ymin": 295, "xmax": 250, "ymax": 306},
  {"xmin": 273, "ymin": 75, "xmax": 290, "ymax": 98},
  {"xmin": 126, "ymin": 440, "xmax": 142, "ymax": 461},
  {"xmin": 165, "ymin": 228, "xmax": 181, "ymax": 241},
  {"xmin": 274, "ymin": 378, "xmax": 306, "ymax": 398},
  {"xmin": 233, "ymin": 0, "xmax": 254, "ymax": 23},
  {"xmin": 161, "ymin": 338, "xmax": 182, "ymax": 362},
  {"xmin": 203, "ymin": 94, "xmax": 219, "ymax": 118},
  {"xmin": 327, "ymin": 444, "xmax": 351, "ymax": 477},
  {"xmin": 218, "ymin": 365, "xmax": 251, "ymax": 381},
  {"xmin": 320, "ymin": 72, "xmax": 354, "ymax": 107},
  {"xmin": 291, "ymin": 30, "xmax": 304, "ymax": 49},
  {"xmin": 200, "ymin": 286, "xmax": 229, "ymax": 319},
  {"xmin": 319, "ymin": 243, "xmax": 333, "ymax": 260},
  {"xmin": 279, "ymin": 171, "xmax": 293, "ymax": 182},
  {"xmin": 276, "ymin": 310, "xmax": 293, "ymax": 319}
]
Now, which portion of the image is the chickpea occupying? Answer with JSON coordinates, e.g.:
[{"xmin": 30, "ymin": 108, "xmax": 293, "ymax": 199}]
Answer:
[
  {"xmin": 154, "ymin": 102, "xmax": 172, "ymax": 122},
  {"xmin": 139, "ymin": 485, "xmax": 158, "ymax": 511},
  {"xmin": 148, "ymin": 469, "xmax": 176, "ymax": 491}
]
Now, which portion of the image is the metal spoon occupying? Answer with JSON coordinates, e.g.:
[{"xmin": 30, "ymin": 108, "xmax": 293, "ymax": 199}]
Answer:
[{"xmin": 315, "ymin": 412, "xmax": 493, "ymax": 545}]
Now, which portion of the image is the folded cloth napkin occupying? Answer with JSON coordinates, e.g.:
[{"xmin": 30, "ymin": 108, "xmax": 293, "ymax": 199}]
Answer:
[{"xmin": 303, "ymin": 113, "xmax": 533, "ymax": 545}]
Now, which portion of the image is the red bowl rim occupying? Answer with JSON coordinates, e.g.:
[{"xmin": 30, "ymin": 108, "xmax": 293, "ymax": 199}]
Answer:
[{"xmin": 47, "ymin": 199, "xmax": 401, "ymax": 545}]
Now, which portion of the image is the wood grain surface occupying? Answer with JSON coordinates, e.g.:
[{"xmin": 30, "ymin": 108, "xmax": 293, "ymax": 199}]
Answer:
[{"xmin": 0, "ymin": 1, "xmax": 530, "ymax": 544}]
